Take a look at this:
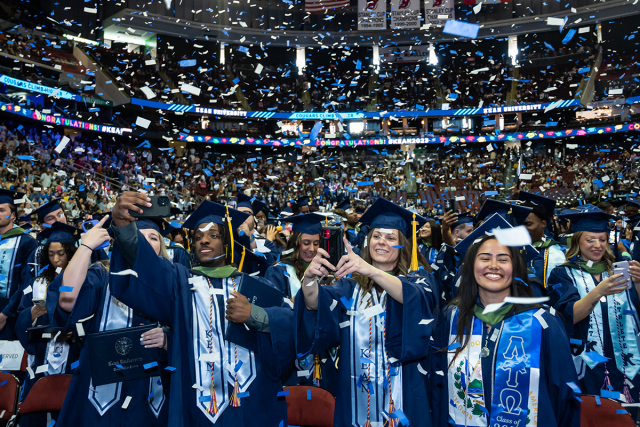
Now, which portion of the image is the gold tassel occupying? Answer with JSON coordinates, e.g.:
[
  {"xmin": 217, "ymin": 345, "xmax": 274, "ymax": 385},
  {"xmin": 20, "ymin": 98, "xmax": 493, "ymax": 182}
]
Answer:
[
  {"xmin": 410, "ymin": 213, "xmax": 419, "ymax": 272},
  {"xmin": 226, "ymin": 206, "xmax": 234, "ymax": 264},
  {"xmin": 364, "ymin": 421, "xmax": 372, "ymax": 427},
  {"xmin": 208, "ymin": 384, "xmax": 218, "ymax": 414},
  {"xmin": 238, "ymin": 246, "xmax": 246, "ymax": 272},
  {"xmin": 229, "ymin": 378, "xmax": 241, "ymax": 407},
  {"xmin": 313, "ymin": 354, "xmax": 322, "ymax": 387},
  {"xmin": 385, "ymin": 400, "xmax": 398, "ymax": 427}
]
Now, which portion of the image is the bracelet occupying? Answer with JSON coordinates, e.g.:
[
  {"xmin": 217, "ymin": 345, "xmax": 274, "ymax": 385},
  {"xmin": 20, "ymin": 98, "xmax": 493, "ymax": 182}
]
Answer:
[{"xmin": 81, "ymin": 243, "xmax": 93, "ymax": 251}]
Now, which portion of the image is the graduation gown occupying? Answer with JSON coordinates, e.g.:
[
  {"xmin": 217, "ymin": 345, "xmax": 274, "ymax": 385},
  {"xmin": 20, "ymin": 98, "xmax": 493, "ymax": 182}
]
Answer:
[
  {"xmin": 14, "ymin": 276, "xmax": 82, "ymax": 427},
  {"xmin": 264, "ymin": 263, "xmax": 339, "ymax": 395},
  {"xmin": 46, "ymin": 264, "xmax": 169, "ymax": 427},
  {"xmin": 295, "ymin": 275, "xmax": 438, "ymax": 427},
  {"xmin": 109, "ymin": 229, "xmax": 292, "ymax": 427},
  {"xmin": 548, "ymin": 265, "xmax": 640, "ymax": 411},
  {"xmin": 0, "ymin": 228, "xmax": 38, "ymax": 340},
  {"xmin": 166, "ymin": 246, "xmax": 192, "ymax": 270},
  {"xmin": 529, "ymin": 242, "xmax": 565, "ymax": 295},
  {"xmin": 429, "ymin": 304, "xmax": 580, "ymax": 427}
]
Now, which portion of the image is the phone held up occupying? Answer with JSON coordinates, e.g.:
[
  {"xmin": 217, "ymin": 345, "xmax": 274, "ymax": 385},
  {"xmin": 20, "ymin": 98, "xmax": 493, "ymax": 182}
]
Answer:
[{"xmin": 130, "ymin": 196, "xmax": 171, "ymax": 218}]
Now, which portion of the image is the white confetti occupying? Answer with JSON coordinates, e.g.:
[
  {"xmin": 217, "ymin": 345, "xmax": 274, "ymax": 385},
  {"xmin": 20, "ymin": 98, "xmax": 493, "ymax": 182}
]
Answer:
[
  {"xmin": 417, "ymin": 364, "xmax": 428, "ymax": 375},
  {"xmin": 533, "ymin": 308, "xmax": 548, "ymax": 329},
  {"xmin": 330, "ymin": 299, "xmax": 338, "ymax": 311},
  {"xmin": 76, "ymin": 322, "xmax": 85, "ymax": 337},
  {"xmin": 26, "ymin": 366, "xmax": 35, "ymax": 379},
  {"xmin": 23, "ymin": 285, "xmax": 32, "ymax": 295},
  {"xmin": 111, "ymin": 269, "xmax": 139, "ymax": 278},
  {"xmin": 339, "ymin": 320, "xmax": 351, "ymax": 328},
  {"xmin": 297, "ymin": 369, "xmax": 311, "ymax": 377},
  {"xmin": 122, "ymin": 396, "xmax": 132, "ymax": 409},
  {"xmin": 36, "ymin": 364, "xmax": 49, "ymax": 374},
  {"xmin": 419, "ymin": 319, "xmax": 433, "ymax": 325}
]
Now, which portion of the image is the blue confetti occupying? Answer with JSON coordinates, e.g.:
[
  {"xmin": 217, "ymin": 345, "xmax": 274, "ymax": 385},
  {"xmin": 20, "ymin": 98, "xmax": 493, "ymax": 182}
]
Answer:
[
  {"xmin": 59, "ymin": 286, "xmax": 74, "ymax": 293},
  {"xmin": 277, "ymin": 390, "xmax": 289, "ymax": 397},
  {"xmin": 448, "ymin": 342, "xmax": 461, "ymax": 351},
  {"xmin": 307, "ymin": 390, "xmax": 311, "ymax": 400},
  {"xmin": 71, "ymin": 360, "xmax": 79, "ymax": 370},
  {"xmin": 144, "ymin": 362, "xmax": 158, "ymax": 370}
]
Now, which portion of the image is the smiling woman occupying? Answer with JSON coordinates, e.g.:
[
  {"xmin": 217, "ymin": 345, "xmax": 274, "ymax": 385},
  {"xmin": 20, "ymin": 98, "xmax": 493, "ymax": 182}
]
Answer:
[
  {"xmin": 428, "ymin": 234, "xmax": 580, "ymax": 427},
  {"xmin": 547, "ymin": 207, "xmax": 640, "ymax": 418},
  {"xmin": 295, "ymin": 198, "xmax": 439, "ymax": 427}
]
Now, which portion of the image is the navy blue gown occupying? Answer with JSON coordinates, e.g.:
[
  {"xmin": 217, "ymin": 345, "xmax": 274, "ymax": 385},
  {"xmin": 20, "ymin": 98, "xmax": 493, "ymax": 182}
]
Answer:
[
  {"xmin": 14, "ymin": 276, "xmax": 82, "ymax": 427},
  {"xmin": 0, "ymin": 229, "xmax": 38, "ymax": 340},
  {"xmin": 264, "ymin": 263, "xmax": 339, "ymax": 396},
  {"xmin": 166, "ymin": 246, "xmax": 192, "ymax": 270},
  {"xmin": 109, "ymin": 229, "xmax": 294, "ymax": 427},
  {"xmin": 548, "ymin": 265, "xmax": 640, "ymax": 414},
  {"xmin": 45, "ymin": 263, "xmax": 169, "ymax": 427},
  {"xmin": 429, "ymin": 305, "xmax": 580, "ymax": 427},
  {"xmin": 294, "ymin": 275, "xmax": 438, "ymax": 427}
]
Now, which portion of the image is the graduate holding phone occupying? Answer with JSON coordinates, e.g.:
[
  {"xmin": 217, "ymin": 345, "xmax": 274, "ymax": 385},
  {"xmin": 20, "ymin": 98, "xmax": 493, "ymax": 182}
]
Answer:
[
  {"xmin": 107, "ymin": 191, "xmax": 295, "ymax": 427},
  {"xmin": 548, "ymin": 208, "xmax": 640, "ymax": 414},
  {"xmin": 295, "ymin": 198, "xmax": 438, "ymax": 427}
]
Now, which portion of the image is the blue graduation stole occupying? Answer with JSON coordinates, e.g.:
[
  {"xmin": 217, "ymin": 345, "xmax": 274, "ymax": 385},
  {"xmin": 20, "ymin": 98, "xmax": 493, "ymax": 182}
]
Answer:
[
  {"xmin": 448, "ymin": 309, "xmax": 543, "ymax": 427},
  {"xmin": 490, "ymin": 310, "xmax": 542, "ymax": 427}
]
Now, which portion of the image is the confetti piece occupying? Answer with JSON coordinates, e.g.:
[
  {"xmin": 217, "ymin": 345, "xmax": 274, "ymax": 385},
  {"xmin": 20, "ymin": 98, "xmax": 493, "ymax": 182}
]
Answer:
[
  {"xmin": 277, "ymin": 390, "xmax": 290, "ymax": 397},
  {"xmin": 122, "ymin": 396, "xmax": 132, "ymax": 409},
  {"xmin": 111, "ymin": 270, "xmax": 139, "ymax": 278},
  {"xmin": 144, "ymin": 362, "xmax": 158, "ymax": 370},
  {"xmin": 59, "ymin": 286, "xmax": 74, "ymax": 293}
]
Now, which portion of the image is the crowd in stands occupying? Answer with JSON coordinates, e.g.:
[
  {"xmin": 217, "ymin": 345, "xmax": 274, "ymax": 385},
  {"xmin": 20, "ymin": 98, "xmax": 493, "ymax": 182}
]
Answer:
[{"xmin": 0, "ymin": 119, "xmax": 637, "ymax": 227}]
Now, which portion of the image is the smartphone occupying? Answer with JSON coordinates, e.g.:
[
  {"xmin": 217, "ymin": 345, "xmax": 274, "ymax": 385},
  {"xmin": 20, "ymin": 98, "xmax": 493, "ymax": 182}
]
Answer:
[
  {"xmin": 609, "ymin": 230, "xmax": 620, "ymax": 244},
  {"xmin": 32, "ymin": 298, "xmax": 46, "ymax": 307},
  {"xmin": 320, "ymin": 226, "xmax": 345, "ymax": 268},
  {"xmin": 613, "ymin": 261, "xmax": 631, "ymax": 289},
  {"xmin": 81, "ymin": 220, "xmax": 110, "ymax": 250},
  {"xmin": 228, "ymin": 196, "xmax": 238, "ymax": 210},
  {"xmin": 444, "ymin": 199, "xmax": 455, "ymax": 212},
  {"xmin": 130, "ymin": 195, "xmax": 171, "ymax": 218}
]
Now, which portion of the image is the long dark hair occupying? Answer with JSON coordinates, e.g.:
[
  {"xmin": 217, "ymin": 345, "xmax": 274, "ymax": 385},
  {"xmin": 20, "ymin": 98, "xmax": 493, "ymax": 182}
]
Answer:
[
  {"xmin": 37, "ymin": 241, "xmax": 77, "ymax": 284},
  {"xmin": 280, "ymin": 232, "xmax": 310, "ymax": 280},
  {"xmin": 426, "ymin": 220, "xmax": 443, "ymax": 249},
  {"xmin": 448, "ymin": 235, "xmax": 532, "ymax": 363},
  {"xmin": 353, "ymin": 228, "xmax": 413, "ymax": 295}
]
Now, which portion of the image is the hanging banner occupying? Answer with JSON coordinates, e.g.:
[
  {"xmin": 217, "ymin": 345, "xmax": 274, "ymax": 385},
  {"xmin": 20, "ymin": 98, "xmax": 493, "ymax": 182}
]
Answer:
[
  {"xmin": 358, "ymin": 0, "xmax": 386, "ymax": 30},
  {"xmin": 390, "ymin": 0, "xmax": 420, "ymax": 29},
  {"xmin": 424, "ymin": 0, "xmax": 454, "ymax": 26}
]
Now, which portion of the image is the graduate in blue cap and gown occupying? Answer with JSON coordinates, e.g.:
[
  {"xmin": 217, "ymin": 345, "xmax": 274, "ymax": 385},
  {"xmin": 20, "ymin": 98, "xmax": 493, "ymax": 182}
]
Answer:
[
  {"xmin": 435, "ymin": 211, "xmax": 474, "ymax": 303},
  {"xmin": 335, "ymin": 198, "xmax": 361, "ymax": 248},
  {"xmin": 44, "ymin": 214, "xmax": 169, "ymax": 426},
  {"xmin": 0, "ymin": 189, "xmax": 39, "ymax": 340},
  {"xmin": 235, "ymin": 194, "xmax": 278, "ymax": 276},
  {"xmin": 548, "ymin": 207, "xmax": 640, "ymax": 413},
  {"xmin": 14, "ymin": 222, "xmax": 83, "ymax": 427},
  {"xmin": 144, "ymin": 218, "xmax": 192, "ymax": 270},
  {"xmin": 418, "ymin": 219, "xmax": 442, "ymax": 266},
  {"xmin": 106, "ymin": 192, "xmax": 294, "ymax": 427},
  {"xmin": 30, "ymin": 199, "xmax": 108, "ymax": 272},
  {"xmin": 264, "ymin": 213, "xmax": 339, "ymax": 394},
  {"xmin": 429, "ymin": 232, "xmax": 580, "ymax": 427},
  {"xmin": 293, "ymin": 196, "xmax": 312, "ymax": 215},
  {"xmin": 295, "ymin": 198, "xmax": 438, "ymax": 427},
  {"xmin": 517, "ymin": 192, "xmax": 567, "ymax": 294}
]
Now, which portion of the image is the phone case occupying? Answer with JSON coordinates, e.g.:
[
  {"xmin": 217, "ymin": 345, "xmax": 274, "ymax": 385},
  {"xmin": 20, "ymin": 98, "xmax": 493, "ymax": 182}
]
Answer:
[
  {"xmin": 320, "ymin": 226, "xmax": 345, "ymax": 268},
  {"xmin": 130, "ymin": 196, "xmax": 171, "ymax": 218}
]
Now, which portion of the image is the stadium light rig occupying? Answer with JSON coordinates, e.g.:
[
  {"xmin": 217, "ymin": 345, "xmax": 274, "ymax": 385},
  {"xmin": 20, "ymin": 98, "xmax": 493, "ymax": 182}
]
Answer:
[{"xmin": 64, "ymin": 34, "xmax": 99, "ymax": 45}]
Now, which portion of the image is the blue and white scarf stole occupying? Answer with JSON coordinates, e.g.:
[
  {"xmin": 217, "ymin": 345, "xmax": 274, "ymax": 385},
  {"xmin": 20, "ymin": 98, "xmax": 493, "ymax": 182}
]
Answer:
[
  {"xmin": 567, "ymin": 268, "xmax": 640, "ymax": 382},
  {"xmin": 89, "ymin": 285, "xmax": 165, "ymax": 417},
  {"xmin": 348, "ymin": 285, "xmax": 403, "ymax": 427},
  {"xmin": 448, "ymin": 308, "xmax": 542, "ymax": 427},
  {"xmin": 192, "ymin": 276, "xmax": 257, "ymax": 424}
]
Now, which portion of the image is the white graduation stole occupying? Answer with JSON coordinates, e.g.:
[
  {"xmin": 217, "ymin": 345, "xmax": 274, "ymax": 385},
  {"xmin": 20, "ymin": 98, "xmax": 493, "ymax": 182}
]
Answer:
[
  {"xmin": 567, "ymin": 268, "xmax": 640, "ymax": 380},
  {"xmin": 348, "ymin": 285, "xmax": 403, "ymax": 427},
  {"xmin": 192, "ymin": 276, "xmax": 257, "ymax": 424},
  {"xmin": 0, "ymin": 235, "xmax": 21, "ymax": 298},
  {"xmin": 89, "ymin": 285, "xmax": 165, "ymax": 417},
  {"xmin": 284, "ymin": 264, "xmax": 302, "ymax": 298}
]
